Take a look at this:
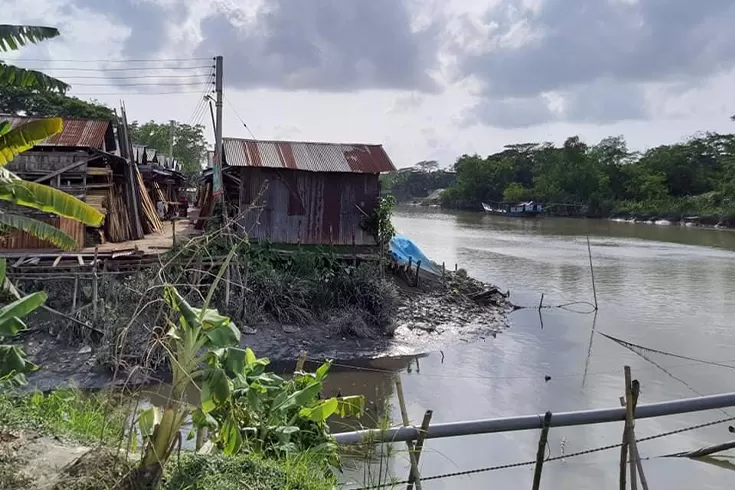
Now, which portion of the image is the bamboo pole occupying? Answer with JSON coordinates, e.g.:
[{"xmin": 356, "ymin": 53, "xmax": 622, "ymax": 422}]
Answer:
[
  {"xmin": 586, "ymin": 235, "xmax": 598, "ymax": 310},
  {"xmin": 92, "ymin": 246, "xmax": 99, "ymax": 322},
  {"xmin": 72, "ymin": 275, "xmax": 79, "ymax": 312},
  {"xmin": 532, "ymin": 411, "xmax": 553, "ymax": 490},
  {"xmin": 395, "ymin": 375, "xmax": 422, "ymax": 490},
  {"xmin": 629, "ymin": 379, "xmax": 649, "ymax": 490},
  {"xmin": 625, "ymin": 367, "xmax": 638, "ymax": 489},
  {"xmin": 407, "ymin": 410, "xmax": 433, "ymax": 490}
]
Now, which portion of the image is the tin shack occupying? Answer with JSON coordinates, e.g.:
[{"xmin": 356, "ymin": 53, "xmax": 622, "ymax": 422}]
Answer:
[{"xmin": 221, "ymin": 137, "xmax": 396, "ymax": 246}]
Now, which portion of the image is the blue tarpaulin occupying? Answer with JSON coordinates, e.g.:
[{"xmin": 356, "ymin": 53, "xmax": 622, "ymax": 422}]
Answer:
[{"xmin": 389, "ymin": 234, "xmax": 441, "ymax": 275}]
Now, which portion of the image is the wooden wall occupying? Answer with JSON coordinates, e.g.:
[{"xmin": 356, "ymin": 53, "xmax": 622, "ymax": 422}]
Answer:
[{"xmin": 237, "ymin": 168, "xmax": 379, "ymax": 246}]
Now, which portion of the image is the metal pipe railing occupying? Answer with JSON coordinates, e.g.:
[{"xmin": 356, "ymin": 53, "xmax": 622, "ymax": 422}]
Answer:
[{"xmin": 334, "ymin": 391, "xmax": 735, "ymax": 445}]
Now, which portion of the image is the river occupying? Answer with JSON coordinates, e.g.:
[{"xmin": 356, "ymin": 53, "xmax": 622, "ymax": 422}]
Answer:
[{"xmin": 331, "ymin": 207, "xmax": 735, "ymax": 490}]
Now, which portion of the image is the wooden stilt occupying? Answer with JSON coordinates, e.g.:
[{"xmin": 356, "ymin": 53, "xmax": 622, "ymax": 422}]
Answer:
[
  {"xmin": 532, "ymin": 411, "xmax": 553, "ymax": 490},
  {"xmin": 624, "ymin": 366, "xmax": 638, "ymax": 490},
  {"xmin": 395, "ymin": 375, "xmax": 422, "ymax": 490},
  {"xmin": 407, "ymin": 410, "xmax": 433, "ymax": 490}
]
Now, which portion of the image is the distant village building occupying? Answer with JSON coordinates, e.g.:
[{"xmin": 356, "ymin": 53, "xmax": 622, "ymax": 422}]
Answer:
[
  {"xmin": 0, "ymin": 116, "xmax": 170, "ymax": 250},
  {"xmin": 200, "ymin": 137, "xmax": 396, "ymax": 246}
]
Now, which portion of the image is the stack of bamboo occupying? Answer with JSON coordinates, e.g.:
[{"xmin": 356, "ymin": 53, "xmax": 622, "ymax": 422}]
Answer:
[{"xmin": 134, "ymin": 164, "xmax": 163, "ymax": 234}]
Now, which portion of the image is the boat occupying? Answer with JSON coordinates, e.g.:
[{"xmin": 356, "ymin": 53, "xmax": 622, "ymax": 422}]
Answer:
[{"xmin": 482, "ymin": 201, "xmax": 544, "ymax": 218}]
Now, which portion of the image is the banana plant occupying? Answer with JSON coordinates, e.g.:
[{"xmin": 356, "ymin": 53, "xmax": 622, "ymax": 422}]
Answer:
[
  {"xmin": 133, "ymin": 248, "xmax": 241, "ymax": 489},
  {"xmin": 0, "ymin": 258, "xmax": 44, "ymax": 387},
  {"xmin": 0, "ymin": 24, "xmax": 68, "ymax": 92},
  {"xmin": 196, "ymin": 347, "xmax": 365, "ymax": 468}
]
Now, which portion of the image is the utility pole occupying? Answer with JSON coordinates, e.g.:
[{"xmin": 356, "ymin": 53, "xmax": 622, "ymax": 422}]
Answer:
[
  {"xmin": 168, "ymin": 119, "xmax": 175, "ymax": 162},
  {"xmin": 214, "ymin": 55, "xmax": 224, "ymax": 203}
]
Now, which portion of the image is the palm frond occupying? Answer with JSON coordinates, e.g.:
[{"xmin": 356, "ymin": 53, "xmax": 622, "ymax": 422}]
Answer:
[
  {"xmin": 0, "ymin": 63, "xmax": 68, "ymax": 92},
  {"xmin": 0, "ymin": 212, "xmax": 79, "ymax": 250},
  {"xmin": 0, "ymin": 25, "xmax": 60, "ymax": 52},
  {"xmin": 0, "ymin": 118, "xmax": 63, "ymax": 167}
]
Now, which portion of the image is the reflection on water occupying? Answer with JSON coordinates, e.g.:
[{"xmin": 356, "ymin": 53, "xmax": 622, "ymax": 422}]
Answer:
[{"xmin": 332, "ymin": 207, "xmax": 735, "ymax": 489}]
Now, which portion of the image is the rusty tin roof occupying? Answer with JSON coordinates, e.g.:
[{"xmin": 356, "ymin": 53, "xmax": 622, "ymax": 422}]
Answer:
[
  {"xmin": 2, "ymin": 116, "xmax": 112, "ymax": 149},
  {"xmin": 222, "ymin": 137, "xmax": 396, "ymax": 174}
]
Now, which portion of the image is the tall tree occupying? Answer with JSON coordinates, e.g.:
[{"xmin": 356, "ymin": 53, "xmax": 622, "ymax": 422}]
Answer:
[
  {"xmin": 129, "ymin": 120, "xmax": 207, "ymax": 177},
  {"xmin": 0, "ymin": 86, "xmax": 115, "ymax": 120}
]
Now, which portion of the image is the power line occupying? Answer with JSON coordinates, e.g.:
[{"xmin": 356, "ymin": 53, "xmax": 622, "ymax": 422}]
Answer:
[
  {"xmin": 69, "ymin": 81, "xmax": 213, "ymax": 87},
  {"xmin": 4, "ymin": 57, "xmax": 212, "ymax": 63},
  {"xmin": 16, "ymin": 65, "xmax": 213, "ymax": 72},
  {"xmin": 60, "ymin": 73, "xmax": 214, "ymax": 80},
  {"xmin": 67, "ymin": 90, "xmax": 208, "ymax": 96},
  {"xmin": 224, "ymin": 94, "xmax": 256, "ymax": 139}
]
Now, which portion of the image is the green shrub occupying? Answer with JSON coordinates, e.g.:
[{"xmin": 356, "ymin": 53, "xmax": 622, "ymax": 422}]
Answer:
[{"xmin": 163, "ymin": 453, "xmax": 335, "ymax": 490}]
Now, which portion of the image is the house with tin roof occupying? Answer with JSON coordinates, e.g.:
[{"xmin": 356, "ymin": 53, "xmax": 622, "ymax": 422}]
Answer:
[{"xmin": 199, "ymin": 137, "xmax": 396, "ymax": 246}]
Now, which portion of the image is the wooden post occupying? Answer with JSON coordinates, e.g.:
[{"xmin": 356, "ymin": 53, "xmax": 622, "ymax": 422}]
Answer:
[
  {"xmin": 454, "ymin": 263, "xmax": 458, "ymax": 273},
  {"xmin": 441, "ymin": 262, "xmax": 445, "ymax": 282},
  {"xmin": 295, "ymin": 351, "xmax": 307, "ymax": 373},
  {"xmin": 352, "ymin": 229, "xmax": 357, "ymax": 267},
  {"xmin": 407, "ymin": 410, "xmax": 433, "ymax": 490},
  {"xmin": 532, "ymin": 411, "xmax": 553, "ymax": 490},
  {"xmin": 408, "ymin": 256, "xmax": 413, "ymax": 270},
  {"xmin": 171, "ymin": 218, "xmax": 177, "ymax": 248},
  {"xmin": 72, "ymin": 275, "xmax": 79, "ymax": 313},
  {"xmin": 92, "ymin": 246, "xmax": 99, "ymax": 322},
  {"xmin": 539, "ymin": 293, "xmax": 545, "ymax": 310},
  {"xmin": 415, "ymin": 260, "xmax": 422, "ymax": 287},
  {"xmin": 628, "ymin": 379, "xmax": 648, "ymax": 490},
  {"xmin": 395, "ymin": 375, "xmax": 422, "ymax": 490},
  {"xmin": 624, "ymin": 366, "xmax": 638, "ymax": 490}
]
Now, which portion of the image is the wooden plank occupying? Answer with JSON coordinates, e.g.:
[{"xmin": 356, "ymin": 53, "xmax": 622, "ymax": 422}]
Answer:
[
  {"xmin": 52, "ymin": 255, "xmax": 62, "ymax": 268},
  {"xmin": 33, "ymin": 156, "xmax": 94, "ymax": 183},
  {"xmin": 76, "ymin": 255, "xmax": 84, "ymax": 266}
]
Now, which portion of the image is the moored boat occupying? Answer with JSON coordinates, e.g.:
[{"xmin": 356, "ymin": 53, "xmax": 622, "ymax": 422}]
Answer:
[{"xmin": 482, "ymin": 201, "xmax": 544, "ymax": 218}]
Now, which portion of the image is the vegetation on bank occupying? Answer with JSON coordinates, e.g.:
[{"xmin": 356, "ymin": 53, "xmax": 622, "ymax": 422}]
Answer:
[{"xmin": 387, "ymin": 134, "xmax": 735, "ymax": 223}]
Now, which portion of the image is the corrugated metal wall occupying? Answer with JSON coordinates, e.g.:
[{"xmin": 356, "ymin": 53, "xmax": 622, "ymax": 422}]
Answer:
[
  {"xmin": 0, "ymin": 217, "xmax": 85, "ymax": 250},
  {"xmin": 238, "ymin": 168, "xmax": 379, "ymax": 246}
]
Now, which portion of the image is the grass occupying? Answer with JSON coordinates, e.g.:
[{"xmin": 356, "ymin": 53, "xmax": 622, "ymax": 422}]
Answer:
[
  {"xmin": 163, "ymin": 453, "xmax": 336, "ymax": 490},
  {"xmin": 0, "ymin": 388, "xmax": 126, "ymax": 445}
]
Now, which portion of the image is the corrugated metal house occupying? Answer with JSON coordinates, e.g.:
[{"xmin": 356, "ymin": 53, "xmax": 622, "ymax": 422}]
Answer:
[{"xmin": 222, "ymin": 137, "xmax": 396, "ymax": 246}]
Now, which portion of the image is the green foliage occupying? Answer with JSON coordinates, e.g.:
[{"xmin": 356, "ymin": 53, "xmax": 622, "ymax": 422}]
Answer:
[
  {"xmin": 364, "ymin": 195, "xmax": 397, "ymax": 245},
  {"xmin": 0, "ymin": 24, "xmax": 67, "ymax": 92},
  {"xmin": 0, "ymin": 258, "xmax": 43, "ymax": 386},
  {"xmin": 0, "ymin": 117, "xmax": 63, "ymax": 166},
  {"xmin": 197, "ymin": 349, "xmax": 364, "ymax": 467},
  {"xmin": 129, "ymin": 120, "xmax": 207, "ymax": 177},
  {"xmin": 381, "ymin": 162, "xmax": 456, "ymax": 203},
  {"xmin": 441, "ymin": 133, "xmax": 735, "ymax": 220},
  {"xmin": 0, "ymin": 87, "xmax": 115, "ymax": 120},
  {"xmin": 0, "ymin": 389, "xmax": 126, "ymax": 444},
  {"xmin": 163, "ymin": 453, "xmax": 335, "ymax": 490}
]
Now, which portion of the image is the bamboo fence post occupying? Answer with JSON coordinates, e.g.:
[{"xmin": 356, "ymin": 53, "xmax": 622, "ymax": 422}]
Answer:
[
  {"xmin": 532, "ymin": 411, "xmax": 553, "ymax": 490},
  {"xmin": 406, "ymin": 410, "xmax": 433, "ymax": 490},
  {"xmin": 172, "ymin": 218, "xmax": 177, "ymax": 248},
  {"xmin": 72, "ymin": 275, "xmax": 79, "ymax": 313},
  {"xmin": 295, "ymin": 351, "xmax": 307, "ymax": 373},
  {"xmin": 586, "ymin": 235, "xmax": 598, "ymax": 310},
  {"xmin": 415, "ymin": 260, "xmax": 422, "ymax": 288},
  {"xmin": 539, "ymin": 293, "xmax": 545, "ymax": 310},
  {"xmin": 92, "ymin": 246, "xmax": 99, "ymax": 322},
  {"xmin": 395, "ymin": 375, "xmax": 422, "ymax": 490},
  {"xmin": 630, "ymin": 380, "xmax": 648, "ymax": 490},
  {"xmin": 625, "ymin": 366, "xmax": 638, "ymax": 490}
]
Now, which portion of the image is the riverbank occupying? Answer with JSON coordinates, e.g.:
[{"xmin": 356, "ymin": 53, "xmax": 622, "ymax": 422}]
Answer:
[{"xmin": 15, "ymin": 241, "xmax": 510, "ymax": 391}]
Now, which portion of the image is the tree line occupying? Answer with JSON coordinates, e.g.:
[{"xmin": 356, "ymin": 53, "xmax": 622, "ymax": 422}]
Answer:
[{"xmin": 433, "ymin": 134, "xmax": 735, "ymax": 224}]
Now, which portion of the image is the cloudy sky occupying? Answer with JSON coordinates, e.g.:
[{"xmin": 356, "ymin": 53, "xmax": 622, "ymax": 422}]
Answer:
[{"xmin": 5, "ymin": 0, "xmax": 735, "ymax": 167}]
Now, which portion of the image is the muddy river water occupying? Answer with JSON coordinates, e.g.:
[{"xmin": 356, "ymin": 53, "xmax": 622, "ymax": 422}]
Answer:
[{"xmin": 331, "ymin": 207, "xmax": 735, "ymax": 489}]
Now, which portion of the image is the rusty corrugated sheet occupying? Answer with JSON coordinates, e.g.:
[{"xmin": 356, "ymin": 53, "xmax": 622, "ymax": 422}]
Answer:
[
  {"xmin": 1, "ymin": 116, "xmax": 110, "ymax": 149},
  {"xmin": 237, "ymin": 167, "xmax": 379, "ymax": 246},
  {"xmin": 223, "ymin": 137, "xmax": 396, "ymax": 174}
]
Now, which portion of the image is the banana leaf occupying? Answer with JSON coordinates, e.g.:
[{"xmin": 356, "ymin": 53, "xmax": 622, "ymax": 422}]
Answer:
[
  {"xmin": 0, "ymin": 212, "xmax": 80, "ymax": 250},
  {"xmin": 0, "ymin": 180, "xmax": 103, "ymax": 226},
  {"xmin": 0, "ymin": 25, "xmax": 60, "ymax": 51},
  {"xmin": 0, "ymin": 118, "xmax": 63, "ymax": 166}
]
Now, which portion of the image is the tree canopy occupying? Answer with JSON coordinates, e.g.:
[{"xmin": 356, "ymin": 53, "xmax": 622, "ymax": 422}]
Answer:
[
  {"xmin": 437, "ymin": 133, "xmax": 735, "ymax": 224},
  {"xmin": 129, "ymin": 120, "xmax": 207, "ymax": 177},
  {"xmin": 0, "ymin": 86, "xmax": 116, "ymax": 120},
  {"xmin": 380, "ymin": 161, "xmax": 455, "ymax": 203}
]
